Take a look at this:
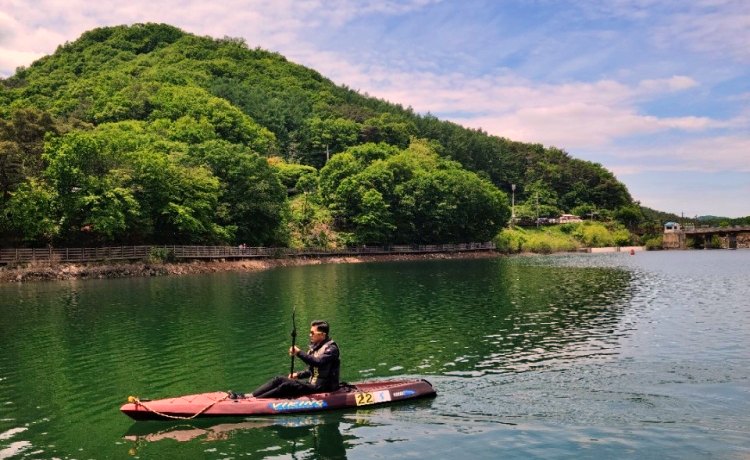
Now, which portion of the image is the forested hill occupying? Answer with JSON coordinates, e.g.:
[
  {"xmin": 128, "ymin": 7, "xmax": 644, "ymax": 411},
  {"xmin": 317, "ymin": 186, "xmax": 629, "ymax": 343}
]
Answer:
[{"xmin": 0, "ymin": 23, "xmax": 638, "ymax": 248}]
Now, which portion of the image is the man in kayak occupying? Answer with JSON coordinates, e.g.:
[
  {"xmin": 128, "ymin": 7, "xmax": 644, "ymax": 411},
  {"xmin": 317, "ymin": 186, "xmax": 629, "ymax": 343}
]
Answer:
[{"xmin": 251, "ymin": 320, "xmax": 341, "ymax": 398}]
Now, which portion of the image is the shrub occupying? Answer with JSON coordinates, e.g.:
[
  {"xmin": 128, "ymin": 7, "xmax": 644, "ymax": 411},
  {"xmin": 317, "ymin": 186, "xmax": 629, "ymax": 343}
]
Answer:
[
  {"xmin": 147, "ymin": 247, "xmax": 175, "ymax": 263},
  {"xmin": 493, "ymin": 232, "xmax": 513, "ymax": 253},
  {"xmin": 495, "ymin": 227, "xmax": 578, "ymax": 254},
  {"xmin": 523, "ymin": 232, "xmax": 577, "ymax": 253},
  {"xmin": 573, "ymin": 223, "xmax": 615, "ymax": 247},
  {"xmin": 645, "ymin": 236, "xmax": 663, "ymax": 250},
  {"xmin": 709, "ymin": 235, "xmax": 722, "ymax": 249},
  {"xmin": 528, "ymin": 239, "xmax": 553, "ymax": 254},
  {"xmin": 559, "ymin": 223, "xmax": 576, "ymax": 234},
  {"xmin": 613, "ymin": 228, "xmax": 632, "ymax": 246},
  {"xmin": 494, "ymin": 228, "xmax": 526, "ymax": 253}
]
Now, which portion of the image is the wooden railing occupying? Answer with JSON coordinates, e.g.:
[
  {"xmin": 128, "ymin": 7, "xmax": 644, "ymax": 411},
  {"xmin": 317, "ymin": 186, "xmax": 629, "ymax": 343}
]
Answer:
[{"xmin": 0, "ymin": 242, "xmax": 496, "ymax": 265}]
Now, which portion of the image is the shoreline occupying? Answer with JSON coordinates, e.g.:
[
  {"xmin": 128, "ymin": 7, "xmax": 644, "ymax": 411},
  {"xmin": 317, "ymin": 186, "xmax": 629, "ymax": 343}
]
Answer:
[{"xmin": 0, "ymin": 251, "xmax": 502, "ymax": 283}]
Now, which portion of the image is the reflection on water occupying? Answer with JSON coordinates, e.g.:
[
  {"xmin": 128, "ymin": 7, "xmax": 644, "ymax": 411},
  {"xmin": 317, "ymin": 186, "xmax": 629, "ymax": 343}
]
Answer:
[
  {"xmin": 1, "ymin": 251, "xmax": 749, "ymax": 458},
  {"xmin": 123, "ymin": 413, "xmax": 351, "ymax": 459},
  {"xmin": 121, "ymin": 401, "xmax": 437, "ymax": 459}
]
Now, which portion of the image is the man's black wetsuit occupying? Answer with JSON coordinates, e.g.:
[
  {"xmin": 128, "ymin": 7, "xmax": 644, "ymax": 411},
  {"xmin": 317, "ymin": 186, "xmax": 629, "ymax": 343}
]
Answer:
[{"xmin": 252, "ymin": 338, "xmax": 340, "ymax": 398}]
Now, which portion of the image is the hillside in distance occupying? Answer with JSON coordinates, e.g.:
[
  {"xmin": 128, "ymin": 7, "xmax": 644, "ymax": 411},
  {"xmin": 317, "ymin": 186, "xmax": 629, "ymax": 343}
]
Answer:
[{"xmin": 0, "ymin": 23, "xmax": 639, "ymax": 247}]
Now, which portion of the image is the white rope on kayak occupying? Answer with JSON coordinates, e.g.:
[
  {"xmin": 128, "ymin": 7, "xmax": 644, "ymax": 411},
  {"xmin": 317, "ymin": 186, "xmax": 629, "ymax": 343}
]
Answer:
[{"xmin": 127, "ymin": 393, "xmax": 231, "ymax": 420}]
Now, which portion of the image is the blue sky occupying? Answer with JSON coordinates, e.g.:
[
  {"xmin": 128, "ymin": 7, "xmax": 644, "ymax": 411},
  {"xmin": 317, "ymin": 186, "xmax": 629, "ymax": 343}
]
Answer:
[{"xmin": 1, "ymin": 0, "xmax": 748, "ymax": 217}]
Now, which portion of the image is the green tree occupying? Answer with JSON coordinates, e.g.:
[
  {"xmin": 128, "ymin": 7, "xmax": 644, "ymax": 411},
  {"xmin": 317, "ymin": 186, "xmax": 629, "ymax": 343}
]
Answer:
[
  {"xmin": 77, "ymin": 171, "xmax": 140, "ymax": 242},
  {"xmin": 269, "ymin": 157, "xmax": 318, "ymax": 196},
  {"xmin": 319, "ymin": 145, "xmax": 387, "ymax": 203},
  {"xmin": 2, "ymin": 178, "xmax": 59, "ymax": 244},
  {"xmin": 0, "ymin": 108, "xmax": 61, "ymax": 200},
  {"xmin": 522, "ymin": 180, "xmax": 560, "ymax": 218},
  {"xmin": 571, "ymin": 203, "xmax": 597, "ymax": 220},
  {"xmin": 130, "ymin": 149, "xmax": 228, "ymax": 244},
  {"xmin": 187, "ymin": 140, "xmax": 288, "ymax": 245},
  {"xmin": 321, "ymin": 140, "xmax": 509, "ymax": 244},
  {"xmin": 41, "ymin": 124, "xmax": 233, "ymax": 244},
  {"xmin": 43, "ymin": 131, "xmax": 126, "ymax": 242},
  {"xmin": 360, "ymin": 113, "xmax": 415, "ymax": 148},
  {"xmin": 41, "ymin": 130, "xmax": 145, "ymax": 243},
  {"xmin": 148, "ymin": 85, "xmax": 278, "ymax": 154},
  {"xmin": 395, "ymin": 168, "xmax": 507, "ymax": 243},
  {"xmin": 352, "ymin": 188, "xmax": 395, "ymax": 243},
  {"xmin": 615, "ymin": 204, "xmax": 645, "ymax": 231},
  {"xmin": 298, "ymin": 116, "xmax": 361, "ymax": 168},
  {"xmin": 0, "ymin": 141, "xmax": 24, "ymax": 201}
]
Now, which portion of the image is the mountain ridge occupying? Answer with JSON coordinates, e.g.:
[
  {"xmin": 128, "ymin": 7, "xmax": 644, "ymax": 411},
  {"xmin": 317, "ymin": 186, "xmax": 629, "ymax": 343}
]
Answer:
[{"xmin": 1, "ymin": 23, "xmax": 651, "ymax": 247}]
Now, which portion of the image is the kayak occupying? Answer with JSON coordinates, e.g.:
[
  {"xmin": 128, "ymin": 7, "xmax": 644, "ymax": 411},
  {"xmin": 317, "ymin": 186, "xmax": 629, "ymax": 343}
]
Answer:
[{"xmin": 121, "ymin": 378, "xmax": 436, "ymax": 421}]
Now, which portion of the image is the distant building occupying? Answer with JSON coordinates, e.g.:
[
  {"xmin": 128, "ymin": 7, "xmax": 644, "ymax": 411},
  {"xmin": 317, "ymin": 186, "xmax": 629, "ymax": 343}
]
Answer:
[
  {"xmin": 664, "ymin": 221, "xmax": 681, "ymax": 233},
  {"xmin": 558, "ymin": 214, "xmax": 583, "ymax": 223}
]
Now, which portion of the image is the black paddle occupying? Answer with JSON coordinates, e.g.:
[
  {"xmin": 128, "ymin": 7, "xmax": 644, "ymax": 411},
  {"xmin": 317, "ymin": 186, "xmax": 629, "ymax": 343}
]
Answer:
[{"xmin": 289, "ymin": 306, "xmax": 297, "ymax": 377}]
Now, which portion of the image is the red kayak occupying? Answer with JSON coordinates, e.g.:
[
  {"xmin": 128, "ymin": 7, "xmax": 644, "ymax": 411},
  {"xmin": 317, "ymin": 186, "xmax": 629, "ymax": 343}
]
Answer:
[{"xmin": 121, "ymin": 379, "xmax": 436, "ymax": 421}]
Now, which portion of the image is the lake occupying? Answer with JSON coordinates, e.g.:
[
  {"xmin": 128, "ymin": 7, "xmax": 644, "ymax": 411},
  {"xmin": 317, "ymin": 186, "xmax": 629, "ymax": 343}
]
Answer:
[{"xmin": 1, "ymin": 250, "xmax": 749, "ymax": 459}]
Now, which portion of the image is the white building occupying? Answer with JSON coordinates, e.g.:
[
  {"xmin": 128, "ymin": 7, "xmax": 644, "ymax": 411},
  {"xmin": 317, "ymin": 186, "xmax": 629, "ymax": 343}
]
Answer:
[{"xmin": 558, "ymin": 214, "xmax": 583, "ymax": 223}]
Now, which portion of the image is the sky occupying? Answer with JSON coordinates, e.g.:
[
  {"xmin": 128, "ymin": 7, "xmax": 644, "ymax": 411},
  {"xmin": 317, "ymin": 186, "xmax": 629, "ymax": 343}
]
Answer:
[{"xmin": 1, "ymin": 0, "xmax": 748, "ymax": 218}]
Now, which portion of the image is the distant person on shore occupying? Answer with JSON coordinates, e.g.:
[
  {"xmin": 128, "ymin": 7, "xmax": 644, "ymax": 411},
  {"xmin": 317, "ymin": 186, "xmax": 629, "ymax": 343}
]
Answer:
[{"xmin": 250, "ymin": 320, "xmax": 340, "ymax": 398}]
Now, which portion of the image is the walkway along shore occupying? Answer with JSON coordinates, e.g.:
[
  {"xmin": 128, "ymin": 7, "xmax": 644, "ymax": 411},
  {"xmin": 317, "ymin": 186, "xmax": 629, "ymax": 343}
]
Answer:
[{"xmin": 0, "ymin": 243, "xmax": 499, "ymax": 283}]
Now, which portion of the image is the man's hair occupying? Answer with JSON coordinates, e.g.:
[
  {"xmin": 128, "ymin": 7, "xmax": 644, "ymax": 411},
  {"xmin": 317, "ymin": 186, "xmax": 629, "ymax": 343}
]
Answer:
[{"xmin": 311, "ymin": 320, "xmax": 329, "ymax": 335}]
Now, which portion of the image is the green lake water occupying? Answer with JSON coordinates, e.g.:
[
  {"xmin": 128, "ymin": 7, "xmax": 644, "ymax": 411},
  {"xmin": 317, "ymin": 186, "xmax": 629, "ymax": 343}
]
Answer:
[{"xmin": 1, "ymin": 251, "xmax": 749, "ymax": 459}]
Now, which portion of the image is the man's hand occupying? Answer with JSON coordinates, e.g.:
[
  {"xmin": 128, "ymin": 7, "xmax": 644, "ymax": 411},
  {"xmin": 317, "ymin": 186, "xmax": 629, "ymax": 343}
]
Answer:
[
  {"xmin": 289, "ymin": 345, "xmax": 301, "ymax": 356},
  {"xmin": 288, "ymin": 372, "xmax": 298, "ymax": 379}
]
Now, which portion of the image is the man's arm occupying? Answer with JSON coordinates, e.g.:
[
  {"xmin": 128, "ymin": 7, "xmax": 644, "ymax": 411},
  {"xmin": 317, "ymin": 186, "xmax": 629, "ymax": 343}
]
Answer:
[
  {"xmin": 297, "ymin": 342, "xmax": 339, "ymax": 367},
  {"xmin": 295, "ymin": 368, "xmax": 311, "ymax": 379}
]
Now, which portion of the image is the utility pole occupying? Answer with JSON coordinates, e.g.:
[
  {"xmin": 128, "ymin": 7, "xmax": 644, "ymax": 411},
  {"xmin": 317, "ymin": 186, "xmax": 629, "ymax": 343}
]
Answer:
[{"xmin": 511, "ymin": 184, "xmax": 516, "ymax": 227}]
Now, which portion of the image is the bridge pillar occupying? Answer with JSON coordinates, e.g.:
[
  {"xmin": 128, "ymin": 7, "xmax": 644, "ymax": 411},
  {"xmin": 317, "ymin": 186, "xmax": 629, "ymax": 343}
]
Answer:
[
  {"xmin": 729, "ymin": 234, "xmax": 737, "ymax": 249},
  {"xmin": 662, "ymin": 231, "xmax": 685, "ymax": 249}
]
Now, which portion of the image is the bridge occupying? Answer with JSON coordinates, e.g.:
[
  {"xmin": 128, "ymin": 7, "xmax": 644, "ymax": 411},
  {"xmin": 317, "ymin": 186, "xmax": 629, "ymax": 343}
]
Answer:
[{"xmin": 663, "ymin": 223, "xmax": 750, "ymax": 249}]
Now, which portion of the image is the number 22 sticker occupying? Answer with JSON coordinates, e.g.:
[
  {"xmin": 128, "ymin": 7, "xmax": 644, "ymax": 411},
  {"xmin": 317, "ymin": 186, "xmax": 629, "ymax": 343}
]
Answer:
[{"xmin": 355, "ymin": 390, "xmax": 392, "ymax": 406}]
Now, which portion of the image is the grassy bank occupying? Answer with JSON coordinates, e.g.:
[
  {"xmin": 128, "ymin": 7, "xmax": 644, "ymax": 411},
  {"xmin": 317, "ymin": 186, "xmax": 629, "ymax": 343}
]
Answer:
[{"xmin": 494, "ymin": 222, "xmax": 636, "ymax": 254}]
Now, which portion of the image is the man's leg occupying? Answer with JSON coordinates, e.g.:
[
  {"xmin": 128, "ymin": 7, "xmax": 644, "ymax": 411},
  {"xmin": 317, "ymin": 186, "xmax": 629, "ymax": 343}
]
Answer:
[
  {"xmin": 251, "ymin": 376, "xmax": 286, "ymax": 397},
  {"xmin": 253, "ymin": 377, "xmax": 315, "ymax": 398}
]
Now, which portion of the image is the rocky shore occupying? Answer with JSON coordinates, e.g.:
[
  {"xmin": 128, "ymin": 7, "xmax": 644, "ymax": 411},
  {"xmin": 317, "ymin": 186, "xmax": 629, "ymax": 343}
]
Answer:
[{"xmin": 0, "ymin": 251, "xmax": 501, "ymax": 283}]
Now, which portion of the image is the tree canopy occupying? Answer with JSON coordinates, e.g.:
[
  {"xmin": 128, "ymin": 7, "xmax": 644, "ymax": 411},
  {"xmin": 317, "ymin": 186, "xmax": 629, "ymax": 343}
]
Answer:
[
  {"xmin": 319, "ymin": 141, "xmax": 508, "ymax": 244},
  {"xmin": 0, "ymin": 23, "xmax": 650, "ymax": 247}
]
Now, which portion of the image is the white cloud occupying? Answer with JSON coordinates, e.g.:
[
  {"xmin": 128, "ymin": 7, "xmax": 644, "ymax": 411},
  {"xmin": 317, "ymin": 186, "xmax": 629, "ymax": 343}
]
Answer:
[
  {"xmin": 0, "ymin": 0, "xmax": 441, "ymax": 76},
  {"xmin": 577, "ymin": 0, "xmax": 750, "ymax": 64},
  {"xmin": 659, "ymin": 3, "xmax": 750, "ymax": 63},
  {"xmin": 612, "ymin": 134, "xmax": 750, "ymax": 174},
  {"xmin": 314, "ymin": 60, "xmax": 713, "ymax": 150},
  {"xmin": 636, "ymin": 76, "xmax": 698, "ymax": 93},
  {"xmin": 0, "ymin": 48, "xmax": 44, "ymax": 74}
]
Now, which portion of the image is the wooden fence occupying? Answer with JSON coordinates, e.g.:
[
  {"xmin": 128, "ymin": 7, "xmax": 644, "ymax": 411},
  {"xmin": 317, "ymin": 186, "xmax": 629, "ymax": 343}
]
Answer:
[{"xmin": 0, "ymin": 242, "xmax": 496, "ymax": 265}]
